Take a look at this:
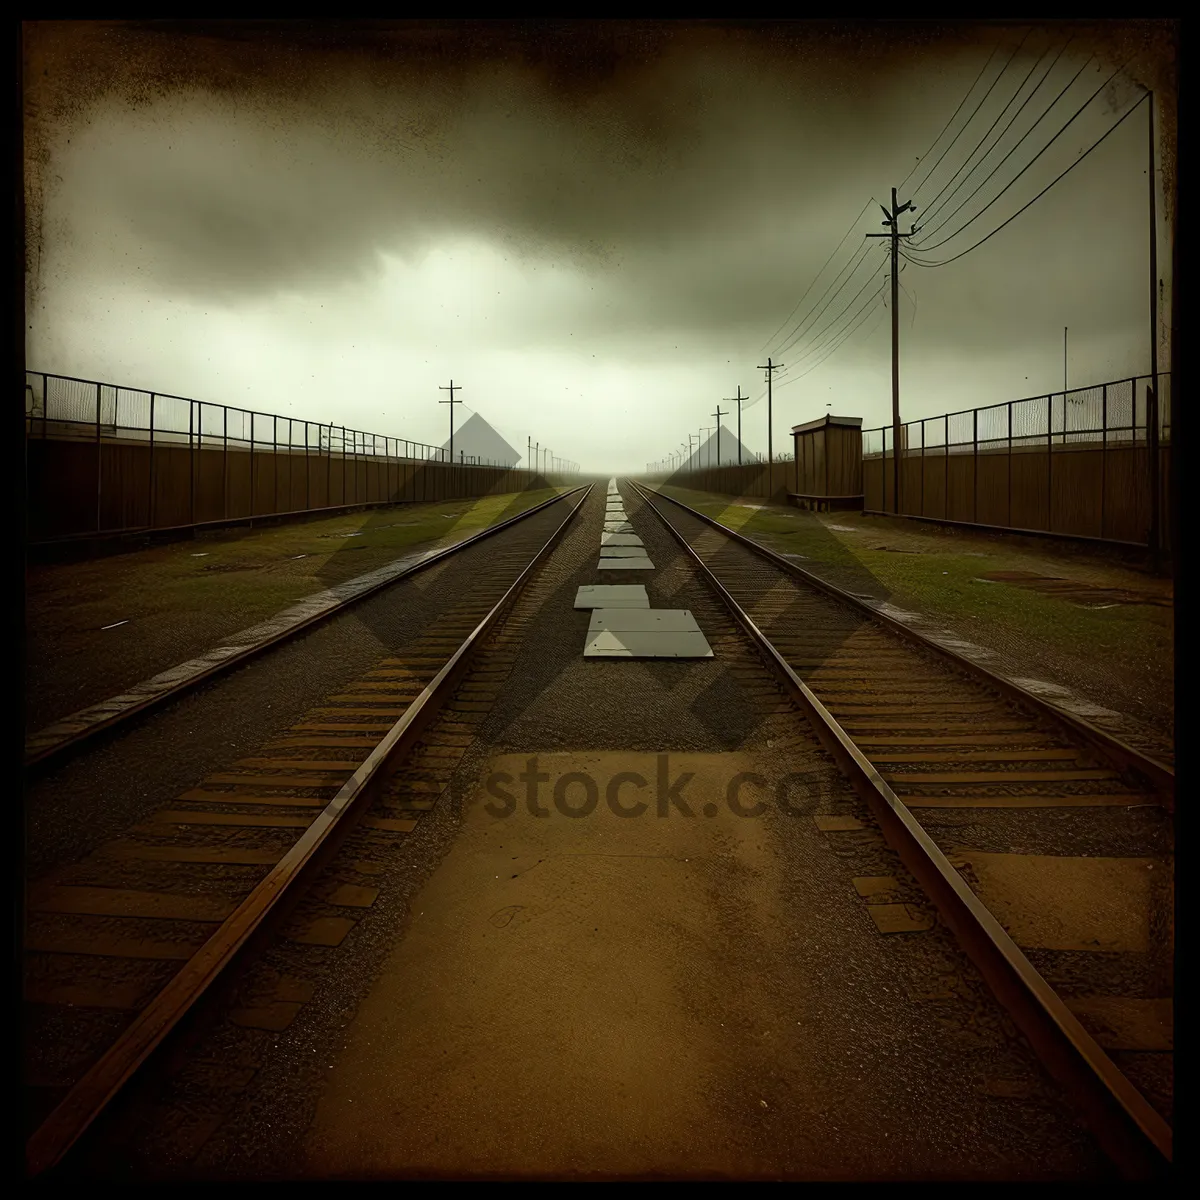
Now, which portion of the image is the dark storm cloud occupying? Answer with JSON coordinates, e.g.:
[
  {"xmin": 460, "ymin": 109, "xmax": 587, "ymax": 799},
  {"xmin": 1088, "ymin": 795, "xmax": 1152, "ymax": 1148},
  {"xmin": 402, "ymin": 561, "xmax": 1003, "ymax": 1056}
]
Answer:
[
  {"xmin": 25, "ymin": 20, "xmax": 1174, "ymax": 356},
  {"xmin": 24, "ymin": 23, "xmax": 977, "ymax": 293}
]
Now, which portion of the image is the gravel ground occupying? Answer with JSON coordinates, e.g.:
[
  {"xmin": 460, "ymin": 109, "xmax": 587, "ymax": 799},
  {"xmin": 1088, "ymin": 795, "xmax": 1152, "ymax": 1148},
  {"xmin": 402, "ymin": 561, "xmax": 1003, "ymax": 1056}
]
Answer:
[{"xmin": 77, "ymin": 483, "xmax": 1113, "ymax": 1182}]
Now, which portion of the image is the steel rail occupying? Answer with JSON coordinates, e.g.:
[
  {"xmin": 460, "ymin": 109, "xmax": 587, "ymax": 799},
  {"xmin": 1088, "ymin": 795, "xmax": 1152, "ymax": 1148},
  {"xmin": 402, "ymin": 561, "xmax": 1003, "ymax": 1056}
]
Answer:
[
  {"xmin": 632, "ymin": 480, "xmax": 1171, "ymax": 1181},
  {"xmin": 638, "ymin": 483, "xmax": 1173, "ymax": 803},
  {"xmin": 25, "ymin": 486, "xmax": 586, "ymax": 773},
  {"xmin": 25, "ymin": 484, "xmax": 593, "ymax": 1178}
]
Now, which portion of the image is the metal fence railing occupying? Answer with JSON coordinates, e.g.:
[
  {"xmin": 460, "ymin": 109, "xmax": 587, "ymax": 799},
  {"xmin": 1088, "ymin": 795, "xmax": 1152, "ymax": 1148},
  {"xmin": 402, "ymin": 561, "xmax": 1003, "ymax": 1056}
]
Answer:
[
  {"xmin": 22, "ymin": 370, "xmax": 513, "ymax": 465},
  {"xmin": 860, "ymin": 372, "xmax": 1172, "ymax": 549},
  {"xmin": 861, "ymin": 373, "xmax": 1171, "ymax": 459},
  {"xmin": 24, "ymin": 370, "xmax": 575, "ymax": 540}
]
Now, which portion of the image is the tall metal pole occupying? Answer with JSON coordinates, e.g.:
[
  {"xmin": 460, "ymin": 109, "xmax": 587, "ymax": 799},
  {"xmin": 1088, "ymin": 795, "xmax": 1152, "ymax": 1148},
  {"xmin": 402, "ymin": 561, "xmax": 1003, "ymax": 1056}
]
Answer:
[{"xmin": 1064, "ymin": 327, "xmax": 1068, "ymax": 395}]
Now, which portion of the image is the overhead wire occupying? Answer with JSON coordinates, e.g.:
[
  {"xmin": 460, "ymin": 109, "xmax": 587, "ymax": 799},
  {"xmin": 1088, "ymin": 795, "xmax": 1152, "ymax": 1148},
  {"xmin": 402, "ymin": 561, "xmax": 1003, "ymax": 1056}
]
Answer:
[
  {"xmin": 772, "ymin": 240, "xmax": 881, "ymax": 357},
  {"xmin": 759, "ymin": 197, "xmax": 877, "ymax": 354},
  {"xmin": 915, "ymin": 49, "xmax": 1096, "ymax": 241},
  {"xmin": 900, "ymin": 88, "xmax": 1149, "ymax": 268},
  {"xmin": 898, "ymin": 42, "xmax": 1004, "ymax": 193},
  {"xmin": 908, "ymin": 58, "xmax": 1131, "ymax": 254},
  {"xmin": 909, "ymin": 28, "xmax": 1034, "ymax": 205},
  {"xmin": 775, "ymin": 283, "xmax": 889, "ymax": 390},
  {"xmin": 783, "ymin": 253, "xmax": 889, "ymax": 366},
  {"xmin": 917, "ymin": 36, "xmax": 1070, "ymax": 226}
]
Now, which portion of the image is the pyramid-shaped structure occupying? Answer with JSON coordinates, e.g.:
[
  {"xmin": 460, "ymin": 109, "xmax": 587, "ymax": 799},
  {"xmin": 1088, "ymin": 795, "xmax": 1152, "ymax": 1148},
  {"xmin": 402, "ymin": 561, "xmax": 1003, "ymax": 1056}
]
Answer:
[
  {"xmin": 442, "ymin": 412, "xmax": 521, "ymax": 467},
  {"xmin": 681, "ymin": 424, "xmax": 757, "ymax": 470}
]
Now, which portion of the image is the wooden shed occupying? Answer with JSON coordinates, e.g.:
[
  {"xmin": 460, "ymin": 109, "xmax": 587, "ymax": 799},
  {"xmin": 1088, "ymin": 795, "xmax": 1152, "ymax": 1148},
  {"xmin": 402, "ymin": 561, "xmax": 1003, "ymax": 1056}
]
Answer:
[{"xmin": 789, "ymin": 415, "xmax": 864, "ymax": 511}]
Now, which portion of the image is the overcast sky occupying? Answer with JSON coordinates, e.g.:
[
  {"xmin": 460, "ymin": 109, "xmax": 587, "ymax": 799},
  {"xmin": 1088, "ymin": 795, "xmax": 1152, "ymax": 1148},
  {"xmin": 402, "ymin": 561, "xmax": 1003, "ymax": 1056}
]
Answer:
[{"xmin": 24, "ymin": 20, "xmax": 1176, "ymax": 473}]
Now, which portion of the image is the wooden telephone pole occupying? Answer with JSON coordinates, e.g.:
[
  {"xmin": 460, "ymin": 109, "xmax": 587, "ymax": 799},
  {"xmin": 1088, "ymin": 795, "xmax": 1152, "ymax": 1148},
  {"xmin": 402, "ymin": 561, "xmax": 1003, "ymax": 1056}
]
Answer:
[
  {"xmin": 439, "ymin": 379, "xmax": 462, "ymax": 464},
  {"xmin": 712, "ymin": 405, "xmax": 728, "ymax": 467},
  {"xmin": 725, "ymin": 386, "xmax": 747, "ymax": 465},
  {"xmin": 756, "ymin": 358, "xmax": 784, "ymax": 463},
  {"xmin": 867, "ymin": 188, "xmax": 920, "ymax": 514}
]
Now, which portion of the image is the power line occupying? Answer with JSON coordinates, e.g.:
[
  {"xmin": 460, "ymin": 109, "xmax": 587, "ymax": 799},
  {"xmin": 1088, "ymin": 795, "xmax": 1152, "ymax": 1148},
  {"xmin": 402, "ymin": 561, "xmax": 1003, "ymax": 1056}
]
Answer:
[
  {"xmin": 910, "ymin": 29, "xmax": 1033, "ymax": 203},
  {"xmin": 899, "ymin": 43, "xmax": 1003, "ymax": 192},
  {"xmin": 917, "ymin": 36, "xmax": 1069, "ymax": 226},
  {"xmin": 759, "ymin": 197, "xmax": 877, "ymax": 354},
  {"xmin": 909, "ymin": 59, "xmax": 1130, "ymax": 255},
  {"xmin": 916, "ymin": 48, "xmax": 1094, "ymax": 240},
  {"xmin": 782, "ymin": 250, "xmax": 889, "ymax": 363},
  {"xmin": 768, "ymin": 233, "xmax": 874, "ymax": 358},
  {"xmin": 774, "ymin": 282, "xmax": 888, "ymax": 390},
  {"xmin": 899, "ymin": 89, "xmax": 1149, "ymax": 269},
  {"xmin": 773, "ymin": 240, "xmax": 881, "ymax": 357}
]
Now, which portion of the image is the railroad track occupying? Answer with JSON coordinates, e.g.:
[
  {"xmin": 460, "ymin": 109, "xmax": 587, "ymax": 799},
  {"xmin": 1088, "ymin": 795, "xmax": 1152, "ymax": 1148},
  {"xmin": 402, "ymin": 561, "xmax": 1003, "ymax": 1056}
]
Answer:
[
  {"xmin": 25, "ymin": 487, "xmax": 585, "ymax": 772},
  {"xmin": 24, "ymin": 484, "xmax": 593, "ymax": 1177},
  {"xmin": 631, "ymin": 481, "xmax": 1173, "ymax": 1180}
]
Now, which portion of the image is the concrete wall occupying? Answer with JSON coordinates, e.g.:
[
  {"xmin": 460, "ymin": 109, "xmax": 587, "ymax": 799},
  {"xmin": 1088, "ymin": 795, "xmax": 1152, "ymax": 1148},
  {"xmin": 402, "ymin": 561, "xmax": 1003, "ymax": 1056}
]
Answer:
[{"xmin": 25, "ymin": 431, "xmax": 568, "ymax": 541}]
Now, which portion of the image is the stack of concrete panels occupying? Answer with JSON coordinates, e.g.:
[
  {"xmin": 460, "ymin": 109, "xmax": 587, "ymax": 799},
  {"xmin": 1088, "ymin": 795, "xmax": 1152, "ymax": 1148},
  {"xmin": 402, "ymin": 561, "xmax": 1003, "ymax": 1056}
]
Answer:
[{"xmin": 577, "ymin": 480, "xmax": 712, "ymax": 658}]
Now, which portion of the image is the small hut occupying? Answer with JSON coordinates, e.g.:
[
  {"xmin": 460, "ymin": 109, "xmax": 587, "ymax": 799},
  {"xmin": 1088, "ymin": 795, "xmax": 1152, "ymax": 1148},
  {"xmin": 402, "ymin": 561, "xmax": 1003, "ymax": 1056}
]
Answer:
[{"xmin": 789, "ymin": 415, "xmax": 864, "ymax": 511}]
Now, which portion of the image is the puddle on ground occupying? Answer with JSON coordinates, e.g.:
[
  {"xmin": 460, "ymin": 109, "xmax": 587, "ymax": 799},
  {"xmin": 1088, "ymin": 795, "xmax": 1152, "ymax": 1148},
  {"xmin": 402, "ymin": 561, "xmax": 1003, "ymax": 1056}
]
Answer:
[{"xmin": 975, "ymin": 570, "xmax": 1172, "ymax": 608}]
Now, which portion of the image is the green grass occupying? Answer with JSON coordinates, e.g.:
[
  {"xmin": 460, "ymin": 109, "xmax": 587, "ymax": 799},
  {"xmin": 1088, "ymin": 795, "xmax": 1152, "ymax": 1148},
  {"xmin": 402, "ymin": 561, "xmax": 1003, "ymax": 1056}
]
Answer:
[
  {"xmin": 27, "ymin": 487, "xmax": 567, "ymax": 639},
  {"xmin": 657, "ymin": 484, "xmax": 1172, "ymax": 705}
]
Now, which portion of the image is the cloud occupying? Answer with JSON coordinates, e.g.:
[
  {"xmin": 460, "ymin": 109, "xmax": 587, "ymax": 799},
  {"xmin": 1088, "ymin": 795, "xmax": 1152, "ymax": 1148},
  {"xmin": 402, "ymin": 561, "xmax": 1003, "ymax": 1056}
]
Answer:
[{"xmin": 23, "ymin": 20, "xmax": 1175, "ymax": 471}]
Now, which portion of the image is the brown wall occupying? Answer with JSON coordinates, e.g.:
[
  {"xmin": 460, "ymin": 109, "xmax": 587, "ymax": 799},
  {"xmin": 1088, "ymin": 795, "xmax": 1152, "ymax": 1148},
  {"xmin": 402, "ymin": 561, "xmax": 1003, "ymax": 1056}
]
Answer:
[
  {"xmin": 646, "ymin": 461, "xmax": 794, "ymax": 503},
  {"xmin": 863, "ymin": 441, "xmax": 1171, "ymax": 546},
  {"xmin": 26, "ymin": 433, "xmax": 567, "ymax": 540}
]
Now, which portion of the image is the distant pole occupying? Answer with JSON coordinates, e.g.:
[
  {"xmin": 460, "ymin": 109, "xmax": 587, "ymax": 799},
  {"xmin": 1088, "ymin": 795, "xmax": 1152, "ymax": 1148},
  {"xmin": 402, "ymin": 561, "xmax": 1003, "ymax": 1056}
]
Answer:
[
  {"xmin": 756, "ymin": 359, "xmax": 783, "ymax": 463},
  {"xmin": 867, "ymin": 186, "xmax": 920, "ymax": 513},
  {"xmin": 712, "ymin": 404, "xmax": 728, "ymax": 466},
  {"xmin": 1064, "ymin": 327, "xmax": 1068, "ymax": 395},
  {"xmin": 725, "ymin": 385, "xmax": 746, "ymax": 465},
  {"xmin": 439, "ymin": 379, "xmax": 462, "ymax": 463}
]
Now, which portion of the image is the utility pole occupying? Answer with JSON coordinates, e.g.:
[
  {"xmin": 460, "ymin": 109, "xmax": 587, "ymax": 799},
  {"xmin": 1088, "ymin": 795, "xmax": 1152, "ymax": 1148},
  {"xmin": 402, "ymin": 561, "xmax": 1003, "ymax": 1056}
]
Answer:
[
  {"xmin": 1064, "ymin": 327, "xmax": 1068, "ymax": 396},
  {"xmin": 725, "ymin": 385, "xmax": 747, "ymax": 465},
  {"xmin": 867, "ymin": 187, "xmax": 920, "ymax": 515},
  {"xmin": 756, "ymin": 358, "xmax": 783, "ymax": 463},
  {"xmin": 688, "ymin": 434, "xmax": 696, "ymax": 469},
  {"xmin": 712, "ymin": 405, "xmax": 728, "ymax": 467},
  {"xmin": 701, "ymin": 426, "xmax": 714, "ymax": 468},
  {"xmin": 439, "ymin": 379, "xmax": 462, "ymax": 464}
]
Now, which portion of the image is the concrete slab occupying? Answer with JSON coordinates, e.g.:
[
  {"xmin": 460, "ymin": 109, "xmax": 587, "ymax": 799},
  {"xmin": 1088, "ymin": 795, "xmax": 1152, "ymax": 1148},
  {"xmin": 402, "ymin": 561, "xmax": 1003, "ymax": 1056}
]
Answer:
[
  {"xmin": 584, "ymin": 629, "xmax": 713, "ymax": 658},
  {"xmin": 949, "ymin": 850, "xmax": 1157, "ymax": 952},
  {"xmin": 597, "ymin": 557, "xmax": 654, "ymax": 570},
  {"xmin": 574, "ymin": 586, "xmax": 650, "ymax": 610},
  {"xmin": 599, "ymin": 546, "xmax": 651, "ymax": 558},
  {"xmin": 601, "ymin": 533, "xmax": 644, "ymax": 546},
  {"xmin": 588, "ymin": 608, "xmax": 702, "ymax": 632},
  {"xmin": 603, "ymin": 523, "xmax": 635, "ymax": 534}
]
